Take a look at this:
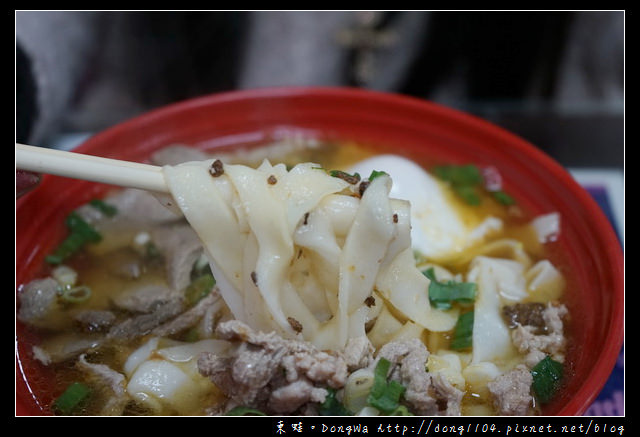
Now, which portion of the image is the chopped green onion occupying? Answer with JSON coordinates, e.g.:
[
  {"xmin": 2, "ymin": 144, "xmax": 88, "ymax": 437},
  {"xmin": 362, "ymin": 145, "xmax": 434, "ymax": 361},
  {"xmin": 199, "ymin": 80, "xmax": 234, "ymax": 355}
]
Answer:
[
  {"xmin": 319, "ymin": 388, "xmax": 352, "ymax": 416},
  {"xmin": 183, "ymin": 327, "xmax": 200, "ymax": 343},
  {"xmin": 433, "ymin": 163, "xmax": 518, "ymax": 207},
  {"xmin": 45, "ymin": 233, "xmax": 85, "ymax": 265},
  {"xmin": 390, "ymin": 405, "xmax": 414, "ymax": 416},
  {"xmin": 46, "ymin": 212, "xmax": 102, "ymax": 264},
  {"xmin": 423, "ymin": 268, "xmax": 477, "ymax": 310},
  {"xmin": 433, "ymin": 164, "xmax": 482, "ymax": 186},
  {"xmin": 531, "ymin": 356, "xmax": 564, "ymax": 404},
  {"xmin": 60, "ymin": 285, "xmax": 92, "ymax": 304},
  {"xmin": 185, "ymin": 273, "xmax": 216, "ymax": 306},
  {"xmin": 452, "ymin": 185, "xmax": 481, "ymax": 206},
  {"xmin": 368, "ymin": 170, "xmax": 389, "ymax": 181},
  {"xmin": 367, "ymin": 358, "xmax": 406, "ymax": 414},
  {"xmin": 450, "ymin": 311, "xmax": 474, "ymax": 351},
  {"xmin": 52, "ymin": 382, "xmax": 90, "ymax": 415},
  {"xmin": 65, "ymin": 212, "xmax": 102, "ymax": 242},
  {"xmin": 491, "ymin": 190, "xmax": 516, "ymax": 206},
  {"xmin": 433, "ymin": 164, "xmax": 483, "ymax": 206},
  {"xmin": 88, "ymin": 199, "xmax": 118, "ymax": 217},
  {"xmin": 225, "ymin": 406, "xmax": 267, "ymax": 416}
]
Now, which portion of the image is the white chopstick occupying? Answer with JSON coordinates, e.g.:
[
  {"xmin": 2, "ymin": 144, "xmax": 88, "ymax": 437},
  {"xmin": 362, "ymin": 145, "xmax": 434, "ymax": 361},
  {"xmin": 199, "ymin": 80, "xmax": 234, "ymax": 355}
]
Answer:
[{"xmin": 15, "ymin": 143, "xmax": 169, "ymax": 193}]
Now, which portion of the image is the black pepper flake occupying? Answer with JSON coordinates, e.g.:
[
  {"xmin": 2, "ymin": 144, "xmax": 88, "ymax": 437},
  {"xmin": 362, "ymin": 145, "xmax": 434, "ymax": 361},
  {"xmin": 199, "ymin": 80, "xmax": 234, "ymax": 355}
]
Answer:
[
  {"xmin": 250, "ymin": 271, "xmax": 258, "ymax": 285},
  {"xmin": 358, "ymin": 180, "xmax": 370, "ymax": 197},
  {"xmin": 209, "ymin": 159, "xmax": 224, "ymax": 177},
  {"xmin": 303, "ymin": 212, "xmax": 310, "ymax": 225},
  {"xmin": 392, "ymin": 213, "xmax": 398, "ymax": 223},
  {"xmin": 330, "ymin": 170, "xmax": 361, "ymax": 185},
  {"xmin": 288, "ymin": 317, "xmax": 303, "ymax": 333},
  {"xmin": 364, "ymin": 296, "xmax": 376, "ymax": 307},
  {"xmin": 267, "ymin": 175, "xmax": 278, "ymax": 185}
]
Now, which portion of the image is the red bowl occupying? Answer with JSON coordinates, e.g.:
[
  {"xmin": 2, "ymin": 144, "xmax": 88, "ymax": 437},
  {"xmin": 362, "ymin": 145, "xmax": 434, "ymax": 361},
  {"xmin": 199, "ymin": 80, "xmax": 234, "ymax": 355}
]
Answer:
[{"xmin": 16, "ymin": 87, "xmax": 623, "ymax": 416}]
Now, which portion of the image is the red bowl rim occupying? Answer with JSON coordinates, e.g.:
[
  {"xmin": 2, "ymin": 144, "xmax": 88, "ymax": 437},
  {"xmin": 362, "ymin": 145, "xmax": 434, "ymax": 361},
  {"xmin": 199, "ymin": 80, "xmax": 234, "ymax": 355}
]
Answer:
[{"xmin": 16, "ymin": 86, "xmax": 624, "ymax": 416}]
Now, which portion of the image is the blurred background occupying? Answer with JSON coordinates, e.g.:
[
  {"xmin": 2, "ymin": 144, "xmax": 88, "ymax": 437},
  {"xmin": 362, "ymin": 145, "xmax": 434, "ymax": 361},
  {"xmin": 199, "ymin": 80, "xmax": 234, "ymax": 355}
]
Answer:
[{"xmin": 16, "ymin": 10, "xmax": 624, "ymax": 169}]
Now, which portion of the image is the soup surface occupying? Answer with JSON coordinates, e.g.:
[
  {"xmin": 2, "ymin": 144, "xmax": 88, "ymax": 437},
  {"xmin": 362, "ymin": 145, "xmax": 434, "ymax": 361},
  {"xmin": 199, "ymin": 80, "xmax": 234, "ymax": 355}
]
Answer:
[{"xmin": 16, "ymin": 139, "xmax": 570, "ymax": 416}]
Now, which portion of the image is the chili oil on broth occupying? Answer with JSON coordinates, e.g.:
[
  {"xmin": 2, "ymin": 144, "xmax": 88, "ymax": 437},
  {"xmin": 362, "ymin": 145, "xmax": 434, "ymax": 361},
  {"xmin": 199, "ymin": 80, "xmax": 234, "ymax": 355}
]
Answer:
[
  {"xmin": 21, "ymin": 235, "xmax": 226, "ymax": 415},
  {"xmin": 73, "ymin": 223, "xmax": 228, "ymax": 416},
  {"xmin": 19, "ymin": 230, "xmax": 166, "ymax": 415},
  {"xmin": 18, "ymin": 139, "xmax": 569, "ymax": 416}
]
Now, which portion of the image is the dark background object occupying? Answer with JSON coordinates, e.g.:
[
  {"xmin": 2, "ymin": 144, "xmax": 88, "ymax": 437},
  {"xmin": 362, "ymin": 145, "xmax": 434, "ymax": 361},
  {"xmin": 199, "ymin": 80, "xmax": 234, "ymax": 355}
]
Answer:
[
  {"xmin": 15, "ymin": 11, "xmax": 624, "ymax": 170},
  {"xmin": 400, "ymin": 12, "xmax": 572, "ymax": 100}
]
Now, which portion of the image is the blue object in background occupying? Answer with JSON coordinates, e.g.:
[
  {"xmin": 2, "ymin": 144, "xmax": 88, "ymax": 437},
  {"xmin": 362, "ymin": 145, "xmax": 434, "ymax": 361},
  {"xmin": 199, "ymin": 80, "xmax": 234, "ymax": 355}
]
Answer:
[{"xmin": 582, "ymin": 184, "xmax": 624, "ymax": 416}]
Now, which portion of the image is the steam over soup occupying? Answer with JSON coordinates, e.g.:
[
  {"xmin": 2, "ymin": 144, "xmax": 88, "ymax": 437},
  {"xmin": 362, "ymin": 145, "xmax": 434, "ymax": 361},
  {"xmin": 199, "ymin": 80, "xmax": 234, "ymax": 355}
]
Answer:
[{"xmin": 17, "ymin": 140, "xmax": 569, "ymax": 416}]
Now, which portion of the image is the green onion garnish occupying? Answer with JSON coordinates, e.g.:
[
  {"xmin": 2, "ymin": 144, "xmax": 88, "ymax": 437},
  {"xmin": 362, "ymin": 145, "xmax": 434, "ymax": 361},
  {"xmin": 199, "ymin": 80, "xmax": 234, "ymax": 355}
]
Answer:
[
  {"xmin": 46, "ymin": 212, "xmax": 102, "ymax": 264},
  {"xmin": 183, "ymin": 327, "xmax": 200, "ymax": 343},
  {"xmin": 390, "ymin": 405, "xmax": 414, "ymax": 416},
  {"xmin": 452, "ymin": 184, "xmax": 481, "ymax": 206},
  {"xmin": 65, "ymin": 212, "xmax": 102, "ymax": 241},
  {"xmin": 319, "ymin": 388, "xmax": 352, "ymax": 416},
  {"xmin": 433, "ymin": 164, "xmax": 482, "ymax": 186},
  {"xmin": 367, "ymin": 358, "xmax": 406, "ymax": 414},
  {"xmin": 88, "ymin": 199, "xmax": 118, "ymax": 217},
  {"xmin": 450, "ymin": 311, "xmax": 474, "ymax": 351},
  {"xmin": 423, "ymin": 268, "xmax": 477, "ymax": 310},
  {"xmin": 491, "ymin": 190, "xmax": 516, "ymax": 206},
  {"xmin": 432, "ymin": 163, "xmax": 517, "ymax": 207},
  {"xmin": 225, "ymin": 406, "xmax": 267, "ymax": 416},
  {"xmin": 185, "ymin": 273, "xmax": 216, "ymax": 306},
  {"xmin": 368, "ymin": 170, "xmax": 389, "ymax": 181},
  {"xmin": 433, "ymin": 164, "xmax": 483, "ymax": 206},
  {"xmin": 60, "ymin": 285, "xmax": 92, "ymax": 304},
  {"xmin": 52, "ymin": 382, "xmax": 91, "ymax": 415},
  {"xmin": 531, "ymin": 355, "xmax": 564, "ymax": 404}
]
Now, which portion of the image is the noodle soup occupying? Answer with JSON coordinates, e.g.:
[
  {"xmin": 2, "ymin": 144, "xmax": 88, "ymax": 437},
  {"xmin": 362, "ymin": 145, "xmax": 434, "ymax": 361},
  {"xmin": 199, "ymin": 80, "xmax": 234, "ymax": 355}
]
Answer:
[{"xmin": 17, "ymin": 139, "xmax": 571, "ymax": 416}]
